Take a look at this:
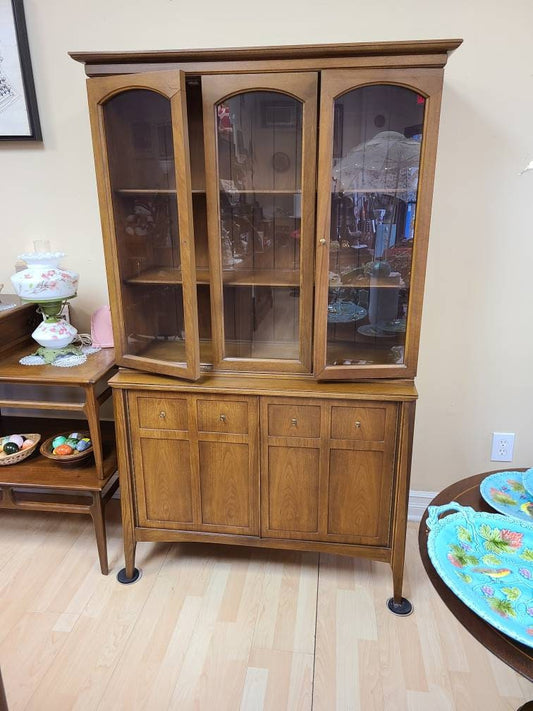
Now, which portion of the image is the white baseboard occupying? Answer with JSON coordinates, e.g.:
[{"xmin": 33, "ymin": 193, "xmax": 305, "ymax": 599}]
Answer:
[{"xmin": 408, "ymin": 490, "xmax": 438, "ymax": 522}]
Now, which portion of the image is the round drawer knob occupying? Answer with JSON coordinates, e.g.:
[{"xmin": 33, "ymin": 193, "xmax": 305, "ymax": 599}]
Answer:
[
  {"xmin": 319, "ymin": 238, "xmax": 327, "ymax": 246},
  {"xmin": 159, "ymin": 411, "xmax": 166, "ymax": 419},
  {"xmin": 291, "ymin": 418, "xmax": 298, "ymax": 426},
  {"xmin": 219, "ymin": 414, "xmax": 227, "ymax": 422},
  {"xmin": 354, "ymin": 421, "xmax": 361, "ymax": 428}
]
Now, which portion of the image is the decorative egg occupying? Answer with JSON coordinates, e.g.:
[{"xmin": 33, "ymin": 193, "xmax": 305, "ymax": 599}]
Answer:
[
  {"xmin": 3, "ymin": 442, "xmax": 20, "ymax": 455},
  {"xmin": 76, "ymin": 439, "xmax": 91, "ymax": 452},
  {"xmin": 9, "ymin": 434, "xmax": 24, "ymax": 448},
  {"xmin": 65, "ymin": 437, "xmax": 79, "ymax": 448},
  {"xmin": 21, "ymin": 439, "xmax": 34, "ymax": 450},
  {"xmin": 54, "ymin": 444, "xmax": 74, "ymax": 456},
  {"xmin": 52, "ymin": 435, "xmax": 67, "ymax": 449},
  {"xmin": 68, "ymin": 432, "xmax": 83, "ymax": 440}
]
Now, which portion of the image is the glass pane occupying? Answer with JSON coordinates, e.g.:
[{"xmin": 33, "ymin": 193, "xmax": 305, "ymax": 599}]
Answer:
[
  {"xmin": 103, "ymin": 89, "xmax": 190, "ymax": 364},
  {"xmin": 326, "ymin": 85, "xmax": 425, "ymax": 367},
  {"xmin": 216, "ymin": 91, "xmax": 302, "ymax": 361}
]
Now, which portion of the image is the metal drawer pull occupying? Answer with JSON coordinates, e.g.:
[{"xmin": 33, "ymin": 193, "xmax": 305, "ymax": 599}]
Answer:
[
  {"xmin": 319, "ymin": 238, "xmax": 327, "ymax": 245},
  {"xmin": 219, "ymin": 414, "xmax": 227, "ymax": 422},
  {"xmin": 354, "ymin": 421, "xmax": 361, "ymax": 428},
  {"xmin": 291, "ymin": 418, "xmax": 298, "ymax": 426},
  {"xmin": 159, "ymin": 411, "xmax": 166, "ymax": 419}
]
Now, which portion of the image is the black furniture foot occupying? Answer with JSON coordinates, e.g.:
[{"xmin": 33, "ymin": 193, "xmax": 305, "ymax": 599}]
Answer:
[
  {"xmin": 387, "ymin": 597, "xmax": 413, "ymax": 616},
  {"xmin": 117, "ymin": 567, "xmax": 141, "ymax": 584}
]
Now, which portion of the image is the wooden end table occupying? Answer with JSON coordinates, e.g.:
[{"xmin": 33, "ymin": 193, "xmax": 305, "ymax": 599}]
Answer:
[
  {"xmin": 418, "ymin": 469, "xmax": 533, "ymax": 682},
  {"xmin": 0, "ymin": 344, "xmax": 118, "ymax": 574}
]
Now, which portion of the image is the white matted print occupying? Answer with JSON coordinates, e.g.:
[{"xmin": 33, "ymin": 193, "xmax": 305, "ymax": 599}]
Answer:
[{"xmin": 0, "ymin": 0, "xmax": 41, "ymax": 140}]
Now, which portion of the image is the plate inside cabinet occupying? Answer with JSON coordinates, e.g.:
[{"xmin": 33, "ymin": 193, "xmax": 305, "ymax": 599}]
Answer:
[
  {"xmin": 426, "ymin": 503, "xmax": 533, "ymax": 648},
  {"xmin": 480, "ymin": 471, "xmax": 533, "ymax": 523}
]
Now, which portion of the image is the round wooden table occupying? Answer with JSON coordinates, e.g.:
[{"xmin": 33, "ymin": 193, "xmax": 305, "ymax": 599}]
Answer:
[{"xmin": 418, "ymin": 469, "xmax": 533, "ymax": 682}]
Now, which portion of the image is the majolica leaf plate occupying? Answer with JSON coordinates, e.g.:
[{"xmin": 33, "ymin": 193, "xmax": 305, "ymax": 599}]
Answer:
[
  {"xmin": 426, "ymin": 503, "xmax": 533, "ymax": 647},
  {"xmin": 479, "ymin": 471, "xmax": 533, "ymax": 523},
  {"xmin": 523, "ymin": 469, "xmax": 533, "ymax": 498}
]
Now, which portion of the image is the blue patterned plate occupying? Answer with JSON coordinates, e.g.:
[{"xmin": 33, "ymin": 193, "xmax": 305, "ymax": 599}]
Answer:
[
  {"xmin": 523, "ymin": 469, "xmax": 533, "ymax": 498},
  {"xmin": 426, "ymin": 503, "xmax": 533, "ymax": 647},
  {"xmin": 480, "ymin": 471, "xmax": 533, "ymax": 523},
  {"xmin": 327, "ymin": 301, "xmax": 367, "ymax": 323}
]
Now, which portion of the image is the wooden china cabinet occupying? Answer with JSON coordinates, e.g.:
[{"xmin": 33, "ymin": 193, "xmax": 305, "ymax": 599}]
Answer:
[{"xmin": 72, "ymin": 39, "xmax": 461, "ymax": 611}]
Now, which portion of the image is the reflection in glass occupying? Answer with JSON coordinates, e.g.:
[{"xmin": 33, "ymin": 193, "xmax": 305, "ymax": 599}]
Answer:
[
  {"xmin": 326, "ymin": 85, "xmax": 425, "ymax": 366},
  {"xmin": 216, "ymin": 91, "xmax": 303, "ymax": 361},
  {"xmin": 103, "ymin": 89, "xmax": 188, "ymax": 363}
]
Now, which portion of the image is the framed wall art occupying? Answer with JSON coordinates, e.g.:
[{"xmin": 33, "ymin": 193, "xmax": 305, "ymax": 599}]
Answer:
[{"xmin": 0, "ymin": 0, "xmax": 41, "ymax": 140}]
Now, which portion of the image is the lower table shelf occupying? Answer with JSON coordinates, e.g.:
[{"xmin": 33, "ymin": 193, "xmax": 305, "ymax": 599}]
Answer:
[{"xmin": 0, "ymin": 416, "xmax": 118, "ymax": 574}]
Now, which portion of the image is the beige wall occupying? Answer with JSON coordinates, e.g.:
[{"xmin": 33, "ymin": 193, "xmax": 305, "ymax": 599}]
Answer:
[{"xmin": 1, "ymin": 0, "xmax": 532, "ymax": 491}]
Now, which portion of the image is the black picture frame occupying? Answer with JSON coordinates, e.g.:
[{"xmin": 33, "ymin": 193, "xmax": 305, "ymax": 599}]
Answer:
[{"xmin": 0, "ymin": 0, "xmax": 41, "ymax": 140}]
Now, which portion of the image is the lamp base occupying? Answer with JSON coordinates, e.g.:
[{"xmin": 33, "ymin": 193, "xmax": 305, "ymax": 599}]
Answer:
[{"xmin": 34, "ymin": 345, "xmax": 84, "ymax": 365}]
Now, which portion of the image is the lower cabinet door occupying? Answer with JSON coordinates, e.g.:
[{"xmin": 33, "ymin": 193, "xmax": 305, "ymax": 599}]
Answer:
[
  {"xmin": 134, "ymin": 435, "xmax": 195, "ymax": 529},
  {"xmin": 261, "ymin": 396, "xmax": 397, "ymax": 546}
]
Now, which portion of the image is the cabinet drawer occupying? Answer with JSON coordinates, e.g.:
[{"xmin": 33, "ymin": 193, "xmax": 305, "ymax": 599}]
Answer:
[
  {"xmin": 197, "ymin": 399, "xmax": 249, "ymax": 434},
  {"xmin": 330, "ymin": 405, "xmax": 387, "ymax": 441},
  {"xmin": 134, "ymin": 395, "xmax": 188, "ymax": 431},
  {"xmin": 267, "ymin": 403, "xmax": 321, "ymax": 438}
]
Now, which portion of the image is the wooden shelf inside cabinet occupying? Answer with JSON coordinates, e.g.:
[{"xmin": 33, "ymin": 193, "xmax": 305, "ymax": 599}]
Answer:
[
  {"xmin": 125, "ymin": 267, "xmax": 300, "ymax": 287},
  {"xmin": 114, "ymin": 188, "xmax": 207, "ymax": 195},
  {"xmin": 329, "ymin": 277, "xmax": 407, "ymax": 289}
]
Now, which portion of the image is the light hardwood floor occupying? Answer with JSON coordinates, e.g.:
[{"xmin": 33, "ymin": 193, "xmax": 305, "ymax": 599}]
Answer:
[{"xmin": 0, "ymin": 502, "xmax": 531, "ymax": 710}]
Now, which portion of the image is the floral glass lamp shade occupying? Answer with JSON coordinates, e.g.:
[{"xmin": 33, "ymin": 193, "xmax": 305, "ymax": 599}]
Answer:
[{"xmin": 10, "ymin": 252, "xmax": 79, "ymax": 349}]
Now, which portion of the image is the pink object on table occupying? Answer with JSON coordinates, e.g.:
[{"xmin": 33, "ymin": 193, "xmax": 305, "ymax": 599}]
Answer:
[{"xmin": 91, "ymin": 306, "xmax": 114, "ymax": 348}]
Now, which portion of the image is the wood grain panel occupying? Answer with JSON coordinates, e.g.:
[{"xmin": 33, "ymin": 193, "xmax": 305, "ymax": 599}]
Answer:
[
  {"xmin": 196, "ymin": 399, "xmax": 248, "ymax": 434},
  {"xmin": 135, "ymin": 395, "xmax": 188, "ymax": 430},
  {"xmin": 327, "ymin": 449, "xmax": 392, "ymax": 544},
  {"xmin": 330, "ymin": 405, "xmax": 386, "ymax": 441},
  {"xmin": 267, "ymin": 403, "xmax": 321, "ymax": 438},
  {"xmin": 265, "ymin": 446, "xmax": 320, "ymax": 534},
  {"xmin": 198, "ymin": 441, "xmax": 252, "ymax": 531},
  {"xmin": 136, "ymin": 437, "xmax": 193, "ymax": 525}
]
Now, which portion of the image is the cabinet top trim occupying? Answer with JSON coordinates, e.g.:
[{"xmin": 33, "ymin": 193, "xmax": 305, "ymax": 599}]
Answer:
[
  {"xmin": 69, "ymin": 38, "xmax": 462, "ymax": 66},
  {"xmin": 109, "ymin": 370, "xmax": 418, "ymax": 401}
]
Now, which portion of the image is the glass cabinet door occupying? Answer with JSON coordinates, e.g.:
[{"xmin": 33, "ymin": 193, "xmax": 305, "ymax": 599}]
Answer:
[
  {"xmin": 87, "ymin": 71, "xmax": 200, "ymax": 380},
  {"xmin": 314, "ymin": 69, "xmax": 443, "ymax": 379},
  {"xmin": 202, "ymin": 73, "xmax": 317, "ymax": 373}
]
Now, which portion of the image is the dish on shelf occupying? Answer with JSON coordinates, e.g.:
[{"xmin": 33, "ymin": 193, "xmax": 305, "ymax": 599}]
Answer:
[
  {"xmin": 357, "ymin": 324, "xmax": 394, "ymax": 338},
  {"xmin": 523, "ymin": 469, "xmax": 533, "ymax": 498},
  {"xmin": 376, "ymin": 318, "xmax": 406, "ymax": 333},
  {"xmin": 0, "ymin": 434, "xmax": 41, "ymax": 466},
  {"xmin": 426, "ymin": 503, "xmax": 533, "ymax": 648},
  {"xmin": 480, "ymin": 471, "xmax": 533, "ymax": 523},
  {"xmin": 40, "ymin": 431, "xmax": 93, "ymax": 466},
  {"xmin": 327, "ymin": 301, "xmax": 367, "ymax": 323}
]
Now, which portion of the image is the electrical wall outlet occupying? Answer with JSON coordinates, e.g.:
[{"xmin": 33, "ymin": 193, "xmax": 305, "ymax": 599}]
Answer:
[{"xmin": 491, "ymin": 432, "xmax": 515, "ymax": 462}]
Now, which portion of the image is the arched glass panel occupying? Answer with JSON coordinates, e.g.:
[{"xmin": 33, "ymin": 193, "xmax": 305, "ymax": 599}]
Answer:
[
  {"xmin": 103, "ymin": 89, "xmax": 187, "ymax": 364},
  {"xmin": 216, "ymin": 91, "xmax": 303, "ymax": 361},
  {"xmin": 326, "ymin": 85, "xmax": 425, "ymax": 367}
]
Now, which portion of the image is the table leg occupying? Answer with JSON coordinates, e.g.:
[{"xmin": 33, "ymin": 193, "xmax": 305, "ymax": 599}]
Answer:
[
  {"xmin": 90, "ymin": 492, "xmax": 109, "ymax": 575},
  {"xmin": 83, "ymin": 385, "xmax": 104, "ymax": 478}
]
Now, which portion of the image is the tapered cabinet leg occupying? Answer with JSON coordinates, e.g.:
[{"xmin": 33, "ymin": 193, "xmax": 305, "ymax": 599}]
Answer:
[{"xmin": 117, "ymin": 538, "xmax": 140, "ymax": 584}]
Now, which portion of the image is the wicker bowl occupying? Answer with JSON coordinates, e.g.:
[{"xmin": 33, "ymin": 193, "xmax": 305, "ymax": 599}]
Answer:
[
  {"xmin": 40, "ymin": 430, "xmax": 93, "ymax": 466},
  {"xmin": 0, "ymin": 434, "xmax": 41, "ymax": 466}
]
